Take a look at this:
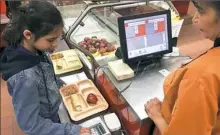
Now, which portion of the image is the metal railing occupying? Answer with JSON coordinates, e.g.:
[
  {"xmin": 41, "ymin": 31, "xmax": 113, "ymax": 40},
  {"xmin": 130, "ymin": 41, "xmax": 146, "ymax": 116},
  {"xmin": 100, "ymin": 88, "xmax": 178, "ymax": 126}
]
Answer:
[{"xmin": 65, "ymin": 1, "xmax": 137, "ymax": 41}]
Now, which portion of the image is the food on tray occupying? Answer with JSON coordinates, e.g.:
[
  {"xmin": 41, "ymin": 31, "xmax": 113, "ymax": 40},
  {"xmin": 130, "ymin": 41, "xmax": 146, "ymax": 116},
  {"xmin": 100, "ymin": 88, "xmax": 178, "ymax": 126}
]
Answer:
[
  {"xmin": 62, "ymin": 86, "xmax": 77, "ymax": 97},
  {"xmin": 56, "ymin": 59, "xmax": 63, "ymax": 70},
  {"xmin": 60, "ymin": 79, "xmax": 109, "ymax": 121},
  {"xmin": 56, "ymin": 65, "xmax": 63, "ymax": 70},
  {"xmin": 71, "ymin": 94, "xmax": 82, "ymax": 112},
  {"xmin": 51, "ymin": 53, "xmax": 64, "ymax": 60},
  {"xmin": 78, "ymin": 36, "xmax": 116, "ymax": 56},
  {"xmin": 86, "ymin": 93, "xmax": 98, "ymax": 105}
]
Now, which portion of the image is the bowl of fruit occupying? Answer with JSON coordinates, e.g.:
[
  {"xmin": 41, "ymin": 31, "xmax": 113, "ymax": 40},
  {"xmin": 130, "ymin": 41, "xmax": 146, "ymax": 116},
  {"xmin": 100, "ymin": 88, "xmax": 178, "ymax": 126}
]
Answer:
[{"xmin": 78, "ymin": 36, "xmax": 116, "ymax": 58}]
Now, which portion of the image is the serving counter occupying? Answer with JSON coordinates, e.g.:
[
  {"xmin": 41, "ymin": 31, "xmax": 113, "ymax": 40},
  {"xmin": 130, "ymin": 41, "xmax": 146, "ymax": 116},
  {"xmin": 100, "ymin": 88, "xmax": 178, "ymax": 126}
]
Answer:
[
  {"xmin": 57, "ymin": 55, "xmax": 191, "ymax": 134},
  {"xmin": 95, "ymin": 56, "xmax": 190, "ymax": 134}
]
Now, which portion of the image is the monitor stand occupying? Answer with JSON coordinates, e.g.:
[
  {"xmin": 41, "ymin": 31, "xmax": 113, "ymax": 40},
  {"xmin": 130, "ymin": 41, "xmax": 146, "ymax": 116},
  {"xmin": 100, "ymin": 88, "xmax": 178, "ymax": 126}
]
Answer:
[{"xmin": 128, "ymin": 56, "xmax": 163, "ymax": 73}]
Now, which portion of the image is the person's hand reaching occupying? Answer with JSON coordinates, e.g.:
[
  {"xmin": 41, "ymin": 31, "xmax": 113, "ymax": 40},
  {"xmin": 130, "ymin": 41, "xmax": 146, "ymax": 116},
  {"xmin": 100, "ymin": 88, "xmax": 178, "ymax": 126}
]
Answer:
[{"xmin": 80, "ymin": 128, "xmax": 91, "ymax": 135}]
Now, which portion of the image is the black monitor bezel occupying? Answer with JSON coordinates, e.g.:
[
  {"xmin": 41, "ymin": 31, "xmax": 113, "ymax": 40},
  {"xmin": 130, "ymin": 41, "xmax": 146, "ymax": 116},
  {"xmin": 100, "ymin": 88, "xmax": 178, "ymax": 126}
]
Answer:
[{"xmin": 118, "ymin": 10, "xmax": 172, "ymax": 64}]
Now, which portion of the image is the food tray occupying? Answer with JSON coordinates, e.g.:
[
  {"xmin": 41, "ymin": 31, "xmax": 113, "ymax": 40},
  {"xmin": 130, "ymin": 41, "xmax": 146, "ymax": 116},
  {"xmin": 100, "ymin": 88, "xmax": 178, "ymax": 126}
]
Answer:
[
  {"xmin": 50, "ymin": 50, "xmax": 83, "ymax": 75},
  {"xmin": 60, "ymin": 79, "xmax": 109, "ymax": 121}
]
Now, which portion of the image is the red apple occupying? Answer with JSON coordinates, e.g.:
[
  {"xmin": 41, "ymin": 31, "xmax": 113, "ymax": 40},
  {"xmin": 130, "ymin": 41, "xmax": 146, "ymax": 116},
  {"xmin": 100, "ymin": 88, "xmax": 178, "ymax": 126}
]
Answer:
[
  {"xmin": 99, "ymin": 47, "xmax": 107, "ymax": 54},
  {"xmin": 104, "ymin": 41, "xmax": 109, "ymax": 44},
  {"xmin": 79, "ymin": 41, "xmax": 86, "ymax": 46},
  {"xmin": 92, "ymin": 40, "xmax": 96, "ymax": 45},
  {"xmin": 89, "ymin": 47, "xmax": 97, "ymax": 54},
  {"xmin": 107, "ymin": 43, "xmax": 112, "ymax": 46},
  {"xmin": 110, "ymin": 45, "xmax": 116, "ymax": 51},
  {"xmin": 82, "ymin": 45, "xmax": 87, "ymax": 49},
  {"xmin": 84, "ymin": 37, "xmax": 90, "ymax": 42},
  {"xmin": 101, "ymin": 38, "xmax": 107, "ymax": 42},
  {"xmin": 95, "ymin": 43, "xmax": 100, "ymax": 48},
  {"xmin": 87, "ymin": 93, "xmax": 98, "ymax": 104},
  {"xmin": 87, "ymin": 44, "xmax": 93, "ymax": 49},
  {"xmin": 96, "ymin": 39, "xmax": 101, "ymax": 43},
  {"xmin": 106, "ymin": 46, "xmax": 112, "ymax": 52},
  {"xmin": 100, "ymin": 43, "xmax": 106, "ymax": 48},
  {"xmin": 87, "ymin": 39, "xmax": 92, "ymax": 45}
]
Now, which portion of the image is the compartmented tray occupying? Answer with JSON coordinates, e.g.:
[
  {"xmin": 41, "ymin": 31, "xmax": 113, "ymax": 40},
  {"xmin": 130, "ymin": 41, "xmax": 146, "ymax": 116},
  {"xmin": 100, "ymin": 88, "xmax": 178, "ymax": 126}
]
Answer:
[
  {"xmin": 60, "ymin": 79, "xmax": 109, "ymax": 121},
  {"xmin": 50, "ymin": 49, "xmax": 83, "ymax": 75}
]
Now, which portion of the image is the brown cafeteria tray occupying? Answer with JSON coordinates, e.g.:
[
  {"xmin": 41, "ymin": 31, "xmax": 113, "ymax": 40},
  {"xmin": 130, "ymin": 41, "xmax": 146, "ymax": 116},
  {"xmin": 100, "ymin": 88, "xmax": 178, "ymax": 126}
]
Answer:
[{"xmin": 60, "ymin": 79, "xmax": 109, "ymax": 121}]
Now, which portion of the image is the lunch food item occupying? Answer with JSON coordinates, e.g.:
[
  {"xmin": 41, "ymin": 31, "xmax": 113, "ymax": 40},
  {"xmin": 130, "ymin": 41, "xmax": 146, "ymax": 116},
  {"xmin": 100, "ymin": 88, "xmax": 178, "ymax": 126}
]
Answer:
[
  {"xmin": 62, "ymin": 86, "xmax": 77, "ymax": 97},
  {"xmin": 51, "ymin": 53, "xmax": 64, "ymax": 60},
  {"xmin": 71, "ymin": 94, "xmax": 82, "ymax": 112},
  {"xmin": 78, "ymin": 36, "xmax": 116, "ymax": 56},
  {"xmin": 56, "ymin": 65, "xmax": 63, "ymax": 70},
  {"xmin": 56, "ymin": 59, "xmax": 63, "ymax": 70},
  {"xmin": 86, "ymin": 93, "xmax": 98, "ymax": 105}
]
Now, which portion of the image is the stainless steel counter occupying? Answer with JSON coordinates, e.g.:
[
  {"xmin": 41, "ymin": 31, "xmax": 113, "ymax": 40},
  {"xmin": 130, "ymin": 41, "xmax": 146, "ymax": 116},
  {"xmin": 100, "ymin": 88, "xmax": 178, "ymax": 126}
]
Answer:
[{"xmin": 98, "ymin": 56, "xmax": 191, "ymax": 120}]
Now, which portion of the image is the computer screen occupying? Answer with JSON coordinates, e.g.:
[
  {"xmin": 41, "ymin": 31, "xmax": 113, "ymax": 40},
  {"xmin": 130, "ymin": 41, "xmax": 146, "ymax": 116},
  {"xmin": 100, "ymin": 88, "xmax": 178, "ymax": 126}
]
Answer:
[{"xmin": 118, "ymin": 10, "xmax": 172, "ymax": 64}]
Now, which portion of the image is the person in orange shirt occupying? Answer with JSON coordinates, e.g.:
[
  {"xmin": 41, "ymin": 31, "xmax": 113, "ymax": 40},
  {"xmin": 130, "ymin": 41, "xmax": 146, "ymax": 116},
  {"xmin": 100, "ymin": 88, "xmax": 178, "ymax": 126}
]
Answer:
[{"xmin": 145, "ymin": 1, "xmax": 220, "ymax": 135}]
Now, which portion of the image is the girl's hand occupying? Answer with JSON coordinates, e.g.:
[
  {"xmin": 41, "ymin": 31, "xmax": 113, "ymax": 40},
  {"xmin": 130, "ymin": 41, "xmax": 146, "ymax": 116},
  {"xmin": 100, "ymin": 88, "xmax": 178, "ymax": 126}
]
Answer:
[
  {"xmin": 80, "ymin": 128, "xmax": 91, "ymax": 135},
  {"xmin": 145, "ymin": 98, "xmax": 163, "ymax": 121}
]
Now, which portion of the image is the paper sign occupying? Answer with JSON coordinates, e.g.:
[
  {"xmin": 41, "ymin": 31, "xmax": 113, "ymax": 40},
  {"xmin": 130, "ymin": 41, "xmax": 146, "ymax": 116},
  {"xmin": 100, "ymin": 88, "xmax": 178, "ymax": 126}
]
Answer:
[{"xmin": 159, "ymin": 69, "xmax": 170, "ymax": 77}]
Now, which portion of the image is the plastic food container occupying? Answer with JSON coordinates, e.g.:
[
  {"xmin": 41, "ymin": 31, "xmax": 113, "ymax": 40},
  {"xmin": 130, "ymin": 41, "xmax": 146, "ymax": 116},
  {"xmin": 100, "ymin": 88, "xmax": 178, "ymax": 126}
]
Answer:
[{"xmin": 50, "ymin": 49, "xmax": 83, "ymax": 75}]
